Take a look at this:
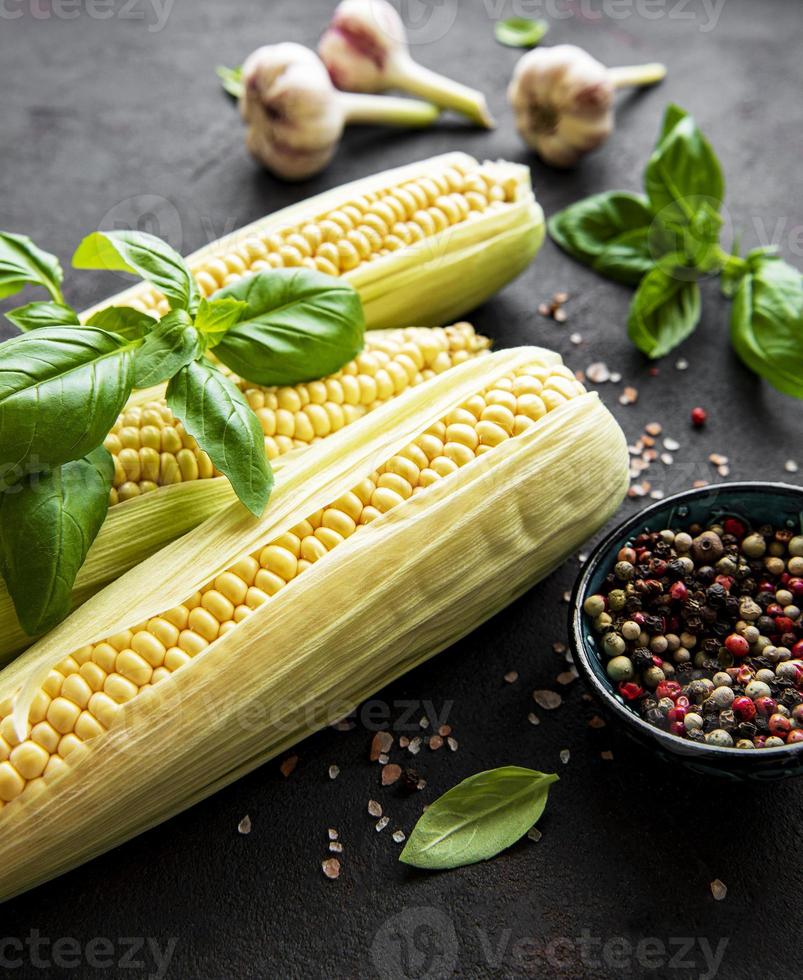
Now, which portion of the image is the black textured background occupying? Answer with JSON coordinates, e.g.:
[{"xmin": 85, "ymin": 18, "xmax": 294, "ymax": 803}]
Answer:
[{"xmin": 1, "ymin": 1, "xmax": 802, "ymax": 978}]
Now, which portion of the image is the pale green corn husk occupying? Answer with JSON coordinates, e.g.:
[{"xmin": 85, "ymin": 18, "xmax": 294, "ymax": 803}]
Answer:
[
  {"xmin": 81, "ymin": 152, "xmax": 545, "ymax": 330},
  {"xmin": 0, "ymin": 348, "xmax": 628, "ymax": 900}
]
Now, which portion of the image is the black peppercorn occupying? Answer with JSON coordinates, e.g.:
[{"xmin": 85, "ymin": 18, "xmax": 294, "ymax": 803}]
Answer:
[
  {"xmin": 706, "ymin": 583, "xmax": 727, "ymax": 607},
  {"xmin": 688, "ymin": 729, "xmax": 705, "ymax": 743},
  {"xmin": 697, "ymin": 565, "xmax": 716, "ymax": 584},
  {"xmin": 400, "ymin": 768, "xmax": 420, "ymax": 792}
]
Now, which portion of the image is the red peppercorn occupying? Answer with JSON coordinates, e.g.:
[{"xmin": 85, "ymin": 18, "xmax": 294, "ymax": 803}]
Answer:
[
  {"xmin": 753, "ymin": 735, "xmax": 767, "ymax": 749},
  {"xmin": 732, "ymin": 696, "xmax": 757, "ymax": 722},
  {"xmin": 768, "ymin": 713, "xmax": 792, "ymax": 737},
  {"xmin": 668, "ymin": 705, "xmax": 687, "ymax": 723},
  {"xmin": 618, "ymin": 681, "xmax": 644, "ymax": 701},
  {"xmin": 725, "ymin": 633, "xmax": 750, "ymax": 658},
  {"xmin": 758, "ymin": 580, "xmax": 775, "ymax": 593},
  {"xmin": 669, "ymin": 581, "xmax": 688, "ymax": 602},
  {"xmin": 754, "ymin": 696, "xmax": 777, "ymax": 716},
  {"xmin": 656, "ymin": 680, "xmax": 682, "ymax": 700},
  {"xmin": 792, "ymin": 639, "xmax": 803, "ymax": 658},
  {"xmin": 787, "ymin": 577, "xmax": 803, "ymax": 597},
  {"xmin": 766, "ymin": 603, "xmax": 784, "ymax": 617},
  {"xmin": 617, "ymin": 547, "xmax": 637, "ymax": 563},
  {"xmin": 723, "ymin": 518, "xmax": 745, "ymax": 538},
  {"xmin": 787, "ymin": 730, "xmax": 803, "ymax": 744},
  {"xmin": 714, "ymin": 575, "xmax": 734, "ymax": 591},
  {"xmin": 691, "ymin": 406, "xmax": 707, "ymax": 427},
  {"xmin": 775, "ymin": 616, "xmax": 796, "ymax": 634},
  {"xmin": 670, "ymin": 721, "xmax": 686, "ymax": 736},
  {"xmin": 675, "ymin": 696, "xmax": 690, "ymax": 709},
  {"xmin": 735, "ymin": 666, "xmax": 754, "ymax": 685},
  {"xmin": 632, "ymin": 612, "xmax": 646, "ymax": 626}
]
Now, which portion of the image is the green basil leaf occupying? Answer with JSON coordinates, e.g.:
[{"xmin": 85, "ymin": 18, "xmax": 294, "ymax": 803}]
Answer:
[
  {"xmin": 73, "ymin": 230, "xmax": 199, "ymax": 313},
  {"xmin": 656, "ymin": 103, "xmax": 688, "ymax": 146},
  {"xmin": 0, "ymin": 446, "xmax": 113, "ymax": 636},
  {"xmin": 216, "ymin": 64, "xmax": 244, "ymax": 99},
  {"xmin": 0, "ymin": 231, "xmax": 64, "ymax": 303},
  {"xmin": 132, "ymin": 310, "xmax": 203, "ymax": 388},
  {"xmin": 5, "ymin": 301, "xmax": 79, "ymax": 333},
  {"xmin": 212, "ymin": 269, "xmax": 365, "ymax": 386},
  {"xmin": 731, "ymin": 255, "xmax": 803, "ymax": 398},
  {"xmin": 494, "ymin": 17, "xmax": 548, "ymax": 48},
  {"xmin": 195, "ymin": 296, "xmax": 248, "ymax": 348},
  {"xmin": 720, "ymin": 246, "xmax": 773, "ymax": 299},
  {"xmin": 0, "ymin": 327, "xmax": 135, "ymax": 477},
  {"xmin": 644, "ymin": 105, "xmax": 724, "ymax": 225},
  {"xmin": 399, "ymin": 767, "xmax": 558, "ymax": 870},
  {"xmin": 548, "ymin": 192, "xmax": 657, "ymax": 285},
  {"xmin": 86, "ymin": 305, "xmax": 159, "ymax": 341},
  {"xmin": 627, "ymin": 265, "xmax": 702, "ymax": 358},
  {"xmin": 167, "ymin": 359, "xmax": 272, "ymax": 516}
]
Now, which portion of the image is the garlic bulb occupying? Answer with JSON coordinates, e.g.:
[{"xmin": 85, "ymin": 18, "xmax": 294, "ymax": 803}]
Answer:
[
  {"xmin": 240, "ymin": 43, "xmax": 439, "ymax": 180},
  {"xmin": 508, "ymin": 44, "xmax": 667, "ymax": 167},
  {"xmin": 319, "ymin": 0, "xmax": 494, "ymax": 129}
]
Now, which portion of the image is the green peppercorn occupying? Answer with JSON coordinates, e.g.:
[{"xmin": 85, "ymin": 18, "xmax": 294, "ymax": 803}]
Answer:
[
  {"xmin": 716, "ymin": 556, "xmax": 738, "ymax": 576},
  {"xmin": 776, "ymin": 589, "xmax": 794, "ymax": 606},
  {"xmin": 606, "ymin": 656, "xmax": 634, "ymax": 682},
  {"xmin": 583, "ymin": 594, "xmax": 606, "ymax": 617},
  {"xmin": 665, "ymin": 633, "xmax": 681, "ymax": 652},
  {"xmin": 755, "ymin": 668, "xmax": 775, "ymax": 685},
  {"xmin": 767, "ymin": 541, "xmax": 785, "ymax": 558},
  {"xmin": 738, "ymin": 597, "xmax": 761, "ymax": 621},
  {"xmin": 602, "ymin": 633, "xmax": 626, "ymax": 658},
  {"xmin": 712, "ymin": 672, "xmax": 732, "ymax": 688},
  {"xmin": 607, "ymin": 589, "xmax": 627, "ymax": 611},
  {"xmin": 649, "ymin": 635, "xmax": 668, "ymax": 655},
  {"xmin": 788, "ymin": 556, "xmax": 803, "ymax": 575},
  {"xmin": 674, "ymin": 532, "xmax": 693, "ymax": 553},
  {"xmin": 673, "ymin": 649, "xmax": 691, "ymax": 664},
  {"xmin": 614, "ymin": 561, "xmax": 635, "ymax": 581},
  {"xmin": 594, "ymin": 612, "xmax": 612, "ymax": 631},
  {"xmin": 764, "ymin": 736, "xmax": 785, "ymax": 748},
  {"xmin": 790, "ymin": 535, "xmax": 803, "ymax": 557},
  {"xmin": 742, "ymin": 625, "xmax": 760, "ymax": 645},
  {"xmin": 621, "ymin": 620, "xmax": 641, "ymax": 641},
  {"xmin": 742, "ymin": 533, "xmax": 766, "ymax": 558},
  {"xmin": 680, "ymin": 631, "xmax": 697, "ymax": 649},
  {"xmin": 705, "ymin": 729, "xmax": 734, "ymax": 747},
  {"xmin": 659, "ymin": 529, "xmax": 675, "ymax": 544},
  {"xmin": 684, "ymin": 712, "xmax": 704, "ymax": 732},
  {"xmin": 764, "ymin": 556, "xmax": 785, "ymax": 577},
  {"xmin": 643, "ymin": 665, "xmax": 665, "ymax": 688},
  {"xmin": 735, "ymin": 739, "xmax": 755, "ymax": 750}
]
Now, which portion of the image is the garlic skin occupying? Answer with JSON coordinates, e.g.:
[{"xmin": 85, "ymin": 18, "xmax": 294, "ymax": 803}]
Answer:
[
  {"xmin": 241, "ymin": 43, "xmax": 344, "ymax": 180},
  {"xmin": 319, "ymin": 0, "xmax": 494, "ymax": 129},
  {"xmin": 508, "ymin": 45, "xmax": 667, "ymax": 168},
  {"xmin": 240, "ymin": 43, "xmax": 439, "ymax": 181}
]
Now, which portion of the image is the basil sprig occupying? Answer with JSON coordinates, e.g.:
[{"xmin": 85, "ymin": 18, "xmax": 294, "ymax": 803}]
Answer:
[
  {"xmin": 549, "ymin": 104, "xmax": 803, "ymax": 398},
  {"xmin": 0, "ymin": 227, "xmax": 365, "ymax": 634},
  {"xmin": 400, "ymin": 766, "xmax": 558, "ymax": 870}
]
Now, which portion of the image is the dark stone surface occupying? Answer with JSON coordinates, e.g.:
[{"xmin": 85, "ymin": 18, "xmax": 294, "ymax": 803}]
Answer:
[{"xmin": 0, "ymin": 1, "xmax": 801, "ymax": 978}]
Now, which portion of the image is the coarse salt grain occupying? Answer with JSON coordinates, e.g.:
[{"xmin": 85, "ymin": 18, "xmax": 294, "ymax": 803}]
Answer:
[
  {"xmin": 328, "ymin": 827, "xmax": 339, "ymax": 840},
  {"xmin": 527, "ymin": 827, "xmax": 542, "ymax": 842},
  {"xmin": 784, "ymin": 459, "xmax": 798, "ymax": 473},
  {"xmin": 329, "ymin": 841, "xmax": 343, "ymax": 854},
  {"xmin": 375, "ymin": 816, "xmax": 390, "ymax": 832},
  {"xmin": 557, "ymin": 669, "xmax": 578, "ymax": 685},
  {"xmin": 528, "ymin": 712, "xmax": 541, "ymax": 726},
  {"xmin": 447, "ymin": 737, "xmax": 459, "ymax": 751},
  {"xmin": 663, "ymin": 437, "xmax": 680, "ymax": 451},
  {"xmin": 560, "ymin": 749, "xmax": 571, "ymax": 764},
  {"xmin": 429, "ymin": 735, "xmax": 444, "ymax": 751},
  {"xmin": 382, "ymin": 764, "xmax": 402, "ymax": 786},
  {"xmin": 238, "ymin": 816, "xmax": 251, "ymax": 835},
  {"xmin": 570, "ymin": 333, "xmax": 583, "ymax": 345},
  {"xmin": 533, "ymin": 690, "xmax": 562, "ymax": 710},
  {"xmin": 280, "ymin": 755, "xmax": 298, "ymax": 777},
  {"xmin": 328, "ymin": 764, "xmax": 340, "ymax": 780},
  {"xmin": 710, "ymin": 879, "xmax": 727, "ymax": 901},
  {"xmin": 408, "ymin": 737, "xmax": 422, "ymax": 755},
  {"xmin": 368, "ymin": 800, "xmax": 382, "ymax": 818},
  {"xmin": 392, "ymin": 830, "xmax": 406, "ymax": 844},
  {"xmin": 676, "ymin": 358, "xmax": 689, "ymax": 370},
  {"xmin": 370, "ymin": 731, "xmax": 394, "ymax": 760},
  {"xmin": 504, "ymin": 670, "xmax": 519, "ymax": 683},
  {"xmin": 322, "ymin": 858, "xmax": 341, "ymax": 880},
  {"xmin": 586, "ymin": 362, "xmax": 610, "ymax": 384}
]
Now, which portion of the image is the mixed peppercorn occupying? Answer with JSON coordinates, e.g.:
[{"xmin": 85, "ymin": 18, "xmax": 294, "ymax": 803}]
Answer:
[{"xmin": 584, "ymin": 518, "xmax": 803, "ymax": 749}]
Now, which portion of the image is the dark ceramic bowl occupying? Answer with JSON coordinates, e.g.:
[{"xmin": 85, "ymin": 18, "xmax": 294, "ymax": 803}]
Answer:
[{"xmin": 570, "ymin": 482, "xmax": 803, "ymax": 781}]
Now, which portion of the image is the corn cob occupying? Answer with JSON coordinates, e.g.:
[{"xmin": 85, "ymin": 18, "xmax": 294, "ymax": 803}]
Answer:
[
  {"xmin": 0, "ymin": 324, "xmax": 488, "ymax": 662},
  {"xmin": 105, "ymin": 323, "xmax": 489, "ymax": 504},
  {"xmin": 0, "ymin": 348, "xmax": 628, "ymax": 899},
  {"xmin": 82, "ymin": 153, "xmax": 545, "ymax": 331}
]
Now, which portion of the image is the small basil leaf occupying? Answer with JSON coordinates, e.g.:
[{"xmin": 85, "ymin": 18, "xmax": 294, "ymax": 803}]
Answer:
[
  {"xmin": 212, "ymin": 269, "xmax": 365, "ymax": 386},
  {"xmin": 132, "ymin": 310, "xmax": 203, "ymax": 388},
  {"xmin": 5, "ymin": 301, "xmax": 79, "ymax": 333},
  {"xmin": 167, "ymin": 359, "xmax": 272, "ymax": 516},
  {"xmin": 494, "ymin": 17, "xmax": 548, "ymax": 48},
  {"xmin": 0, "ymin": 446, "xmax": 113, "ymax": 636},
  {"xmin": 627, "ymin": 265, "xmax": 702, "ymax": 358},
  {"xmin": 644, "ymin": 106, "xmax": 724, "ymax": 225},
  {"xmin": 86, "ymin": 306, "xmax": 158, "ymax": 341},
  {"xmin": 399, "ymin": 767, "xmax": 558, "ymax": 871},
  {"xmin": 548, "ymin": 192, "xmax": 657, "ymax": 285},
  {"xmin": 0, "ymin": 231, "xmax": 64, "ymax": 303},
  {"xmin": 73, "ymin": 230, "xmax": 199, "ymax": 313},
  {"xmin": 194, "ymin": 296, "xmax": 248, "ymax": 348},
  {"xmin": 216, "ymin": 64, "xmax": 244, "ymax": 99},
  {"xmin": 730, "ymin": 255, "xmax": 803, "ymax": 398},
  {"xmin": 0, "ymin": 327, "xmax": 135, "ymax": 476},
  {"xmin": 656, "ymin": 103, "xmax": 688, "ymax": 146}
]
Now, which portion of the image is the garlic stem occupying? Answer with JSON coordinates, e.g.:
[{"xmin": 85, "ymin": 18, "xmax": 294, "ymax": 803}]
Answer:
[
  {"xmin": 387, "ymin": 53, "xmax": 495, "ymax": 129},
  {"xmin": 608, "ymin": 62, "xmax": 667, "ymax": 90},
  {"xmin": 338, "ymin": 92, "xmax": 439, "ymax": 127}
]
